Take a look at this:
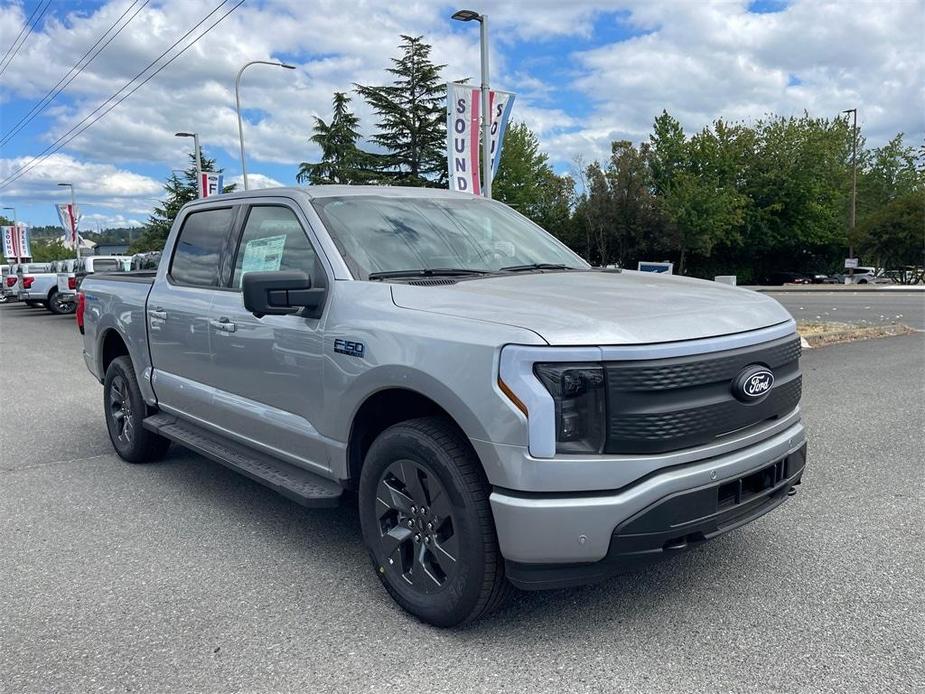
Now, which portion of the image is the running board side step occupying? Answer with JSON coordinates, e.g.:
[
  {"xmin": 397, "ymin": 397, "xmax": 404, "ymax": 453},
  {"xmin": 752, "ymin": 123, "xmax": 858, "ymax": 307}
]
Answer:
[{"xmin": 143, "ymin": 413, "xmax": 343, "ymax": 508}]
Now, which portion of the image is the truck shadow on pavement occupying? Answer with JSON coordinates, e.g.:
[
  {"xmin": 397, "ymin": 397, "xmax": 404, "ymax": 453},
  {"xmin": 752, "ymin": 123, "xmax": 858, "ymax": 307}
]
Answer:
[{"xmin": 149, "ymin": 444, "xmax": 780, "ymax": 640}]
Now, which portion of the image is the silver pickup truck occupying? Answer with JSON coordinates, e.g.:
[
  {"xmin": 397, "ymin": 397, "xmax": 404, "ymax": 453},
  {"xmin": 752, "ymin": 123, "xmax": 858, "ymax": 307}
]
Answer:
[{"xmin": 79, "ymin": 186, "xmax": 807, "ymax": 626}]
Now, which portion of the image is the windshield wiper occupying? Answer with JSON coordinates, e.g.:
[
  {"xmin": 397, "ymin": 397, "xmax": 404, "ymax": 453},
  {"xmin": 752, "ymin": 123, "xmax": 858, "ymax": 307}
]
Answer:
[
  {"xmin": 368, "ymin": 268, "xmax": 491, "ymax": 280},
  {"xmin": 499, "ymin": 263, "xmax": 571, "ymax": 272}
]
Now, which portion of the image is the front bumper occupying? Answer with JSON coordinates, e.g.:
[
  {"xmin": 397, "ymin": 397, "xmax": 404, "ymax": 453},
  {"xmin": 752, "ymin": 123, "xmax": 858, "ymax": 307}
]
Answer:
[{"xmin": 490, "ymin": 422, "xmax": 806, "ymax": 587}]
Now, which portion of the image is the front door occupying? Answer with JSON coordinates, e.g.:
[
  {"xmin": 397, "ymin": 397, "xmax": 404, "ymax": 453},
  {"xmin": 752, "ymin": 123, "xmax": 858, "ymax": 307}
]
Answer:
[
  {"xmin": 147, "ymin": 205, "xmax": 236, "ymax": 424},
  {"xmin": 207, "ymin": 203, "xmax": 330, "ymax": 474}
]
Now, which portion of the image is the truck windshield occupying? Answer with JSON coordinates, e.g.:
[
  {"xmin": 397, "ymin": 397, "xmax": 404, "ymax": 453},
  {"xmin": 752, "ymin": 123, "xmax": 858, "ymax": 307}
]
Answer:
[{"xmin": 311, "ymin": 195, "xmax": 588, "ymax": 280}]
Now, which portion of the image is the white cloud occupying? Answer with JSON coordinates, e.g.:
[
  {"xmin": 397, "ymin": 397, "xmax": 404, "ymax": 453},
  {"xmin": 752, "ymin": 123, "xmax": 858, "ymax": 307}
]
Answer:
[
  {"xmin": 227, "ymin": 173, "xmax": 286, "ymax": 190},
  {"xmin": 82, "ymin": 213, "xmax": 145, "ymax": 229},
  {"xmin": 0, "ymin": 154, "xmax": 162, "ymax": 208},
  {"xmin": 569, "ymin": 0, "xmax": 925, "ymax": 160}
]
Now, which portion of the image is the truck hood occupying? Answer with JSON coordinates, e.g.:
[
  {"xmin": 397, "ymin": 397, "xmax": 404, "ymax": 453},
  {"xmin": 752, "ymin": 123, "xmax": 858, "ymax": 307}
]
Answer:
[{"xmin": 390, "ymin": 270, "xmax": 793, "ymax": 345}]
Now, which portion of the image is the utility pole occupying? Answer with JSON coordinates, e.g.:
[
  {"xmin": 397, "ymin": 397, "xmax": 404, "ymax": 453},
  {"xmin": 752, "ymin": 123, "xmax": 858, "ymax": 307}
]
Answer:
[{"xmin": 843, "ymin": 108, "xmax": 857, "ymax": 280}]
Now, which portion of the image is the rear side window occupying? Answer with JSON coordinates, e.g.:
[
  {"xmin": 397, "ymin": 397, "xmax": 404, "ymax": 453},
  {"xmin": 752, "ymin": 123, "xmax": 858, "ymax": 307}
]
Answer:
[{"xmin": 170, "ymin": 208, "xmax": 234, "ymax": 287}]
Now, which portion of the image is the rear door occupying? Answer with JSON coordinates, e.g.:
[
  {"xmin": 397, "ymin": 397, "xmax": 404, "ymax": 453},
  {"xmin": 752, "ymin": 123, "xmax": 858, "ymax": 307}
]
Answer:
[
  {"xmin": 207, "ymin": 201, "xmax": 331, "ymax": 472},
  {"xmin": 147, "ymin": 205, "xmax": 237, "ymax": 424}
]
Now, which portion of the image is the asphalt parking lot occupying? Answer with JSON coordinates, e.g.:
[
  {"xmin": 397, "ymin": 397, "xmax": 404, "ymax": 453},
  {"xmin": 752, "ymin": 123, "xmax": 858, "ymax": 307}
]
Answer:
[
  {"xmin": 764, "ymin": 290, "xmax": 925, "ymax": 330},
  {"xmin": 1, "ymin": 301, "xmax": 923, "ymax": 693}
]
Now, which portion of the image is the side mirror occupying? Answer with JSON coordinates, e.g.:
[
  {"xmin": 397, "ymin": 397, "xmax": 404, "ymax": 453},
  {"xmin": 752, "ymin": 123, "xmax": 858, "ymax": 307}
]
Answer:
[{"xmin": 242, "ymin": 271, "xmax": 326, "ymax": 318}]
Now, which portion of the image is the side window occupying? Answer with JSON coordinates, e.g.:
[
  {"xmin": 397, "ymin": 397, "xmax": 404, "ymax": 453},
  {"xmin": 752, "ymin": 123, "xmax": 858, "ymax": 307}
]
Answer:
[
  {"xmin": 170, "ymin": 208, "xmax": 234, "ymax": 287},
  {"xmin": 231, "ymin": 206, "xmax": 318, "ymax": 289}
]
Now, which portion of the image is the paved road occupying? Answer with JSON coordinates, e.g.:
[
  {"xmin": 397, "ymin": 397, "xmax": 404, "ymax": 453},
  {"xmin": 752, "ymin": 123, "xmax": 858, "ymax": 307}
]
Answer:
[
  {"xmin": 765, "ymin": 290, "xmax": 925, "ymax": 330},
  {"xmin": 1, "ymin": 301, "xmax": 923, "ymax": 693}
]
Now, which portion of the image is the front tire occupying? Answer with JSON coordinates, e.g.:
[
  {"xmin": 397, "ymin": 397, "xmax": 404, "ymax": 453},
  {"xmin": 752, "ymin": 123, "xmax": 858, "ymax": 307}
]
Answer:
[
  {"xmin": 103, "ymin": 356, "xmax": 170, "ymax": 463},
  {"xmin": 359, "ymin": 416, "xmax": 511, "ymax": 627}
]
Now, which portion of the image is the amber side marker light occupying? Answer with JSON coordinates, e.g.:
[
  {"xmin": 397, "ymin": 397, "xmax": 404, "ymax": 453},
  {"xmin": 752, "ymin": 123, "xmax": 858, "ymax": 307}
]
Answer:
[{"xmin": 498, "ymin": 377, "xmax": 528, "ymax": 417}]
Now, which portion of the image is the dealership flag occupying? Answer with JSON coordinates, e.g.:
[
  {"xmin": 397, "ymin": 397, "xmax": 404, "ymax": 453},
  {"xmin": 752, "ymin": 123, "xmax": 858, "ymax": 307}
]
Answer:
[
  {"xmin": 488, "ymin": 89, "xmax": 515, "ymax": 178},
  {"xmin": 2, "ymin": 225, "xmax": 30, "ymax": 259},
  {"xmin": 56, "ymin": 203, "xmax": 81, "ymax": 249},
  {"xmin": 446, "ymin": 84, "xmax": 516, "ymax": 195},
  {"xmin": 447, "ymin": 83, "xmax": 482, "ymax": 195},
  {"xmin": 200, "ymin": 172, "xmax": 224, "ymax": 198}
]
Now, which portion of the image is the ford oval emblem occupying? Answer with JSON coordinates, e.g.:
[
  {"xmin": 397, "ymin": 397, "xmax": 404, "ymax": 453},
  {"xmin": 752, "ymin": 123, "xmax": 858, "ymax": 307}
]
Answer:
[{"xmin": 732, "ymin": 366, "xmax": 775, "ymax": 402}]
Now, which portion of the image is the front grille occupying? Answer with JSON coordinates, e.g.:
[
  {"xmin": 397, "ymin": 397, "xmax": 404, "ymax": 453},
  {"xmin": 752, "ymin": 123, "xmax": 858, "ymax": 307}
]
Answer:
[{"xmin": 604, "ymin": 334, "xmax": 801, "ymax": 454}]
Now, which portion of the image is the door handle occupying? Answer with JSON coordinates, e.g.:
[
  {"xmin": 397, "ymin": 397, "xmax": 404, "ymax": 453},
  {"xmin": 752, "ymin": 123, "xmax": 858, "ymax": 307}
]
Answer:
[
  {"xmin": 149, "ymin": 307, "xmax": 168, "ymax": 320},
  {"xmin": 210, "ymin": 317, "xmax": 237, "ymax": 333}
]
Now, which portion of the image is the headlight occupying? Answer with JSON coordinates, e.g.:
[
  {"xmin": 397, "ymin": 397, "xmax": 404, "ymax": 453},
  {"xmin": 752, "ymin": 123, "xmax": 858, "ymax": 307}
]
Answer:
[{"xmin": 534, "ymin": 363, "xmax": 606, "ymax": 453}]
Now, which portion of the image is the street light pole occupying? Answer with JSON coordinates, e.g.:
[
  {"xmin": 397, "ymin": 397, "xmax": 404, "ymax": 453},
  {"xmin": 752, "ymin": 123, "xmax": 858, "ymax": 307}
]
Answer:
[
  {"xmin": 2, "ymin": 206, "xmax": 18, "ymax": 262},
  {"xmin": 235, "ymin": 60, "xmax": 296, "ymax": 190},
  {"xmin": 452, "ymin": 10, "xmax": 492, "ymax": 198},
  {"xmin": 175, "ymin": 132, "xmax": 203, "ymax": 197},
  {"xmin": 57, "ymin": 183, "xmax": 79, "ymax": 262},
  {"xmin": 843, "ymin": 108, "xmax": 857, "ymax": 280}
]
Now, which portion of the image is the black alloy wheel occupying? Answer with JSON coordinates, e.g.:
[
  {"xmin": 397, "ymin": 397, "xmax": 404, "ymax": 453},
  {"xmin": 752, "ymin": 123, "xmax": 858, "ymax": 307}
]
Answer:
[
  {"xmin": 108, "ymin": 373, "xmax": 135, "ymax": 447},
  {"xmin": 359, "ymin": 416, "xmax": 511, "ymax": 627},
  {"xmin": 375, "ymin": 459, "xmax": 460, "ymax": 592},
  {"xmin": 103, "ymin": 356, "xmax": 170, "ymax": 463}
]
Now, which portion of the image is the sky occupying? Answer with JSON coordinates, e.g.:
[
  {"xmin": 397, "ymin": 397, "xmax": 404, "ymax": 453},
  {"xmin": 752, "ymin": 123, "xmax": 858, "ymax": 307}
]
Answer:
[{"xmin": 0, "ymin": 0, "xmax": 923, "ymax": 230}]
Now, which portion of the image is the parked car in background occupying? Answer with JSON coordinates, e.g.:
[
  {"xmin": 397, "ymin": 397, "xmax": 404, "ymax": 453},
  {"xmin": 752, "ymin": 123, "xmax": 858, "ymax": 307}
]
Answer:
[
  {"xmin": 843, "ymin": 266, "xmax": 893, "ymax": 285},
  {"xmin": 810, "ymin": 273, "xmax": 840, "ymax": 284},
  {"xmin": 80, "ymin": 186, "xmax": 807, "ymax": 626},
  {"xmin": 131, "ymin": 251, "xmax": 161, "ymax": 271},
  {"xmin": 15, "ymin": 262, "xmax": 58, "ymax": 309},
  {"xmin": 0, "ymin": 264, "xmax": 10, "ymax": 303},
  {"xmin": 3, "ymin": 262, "xmax": 24, "ymax": 302},
  {"xmin": 765, "ymin": 272, "xmax": 811, "ymax": 285},
  {"xmin": 58, "ymin": 256, "xmax": 128, "ymax": 305}
]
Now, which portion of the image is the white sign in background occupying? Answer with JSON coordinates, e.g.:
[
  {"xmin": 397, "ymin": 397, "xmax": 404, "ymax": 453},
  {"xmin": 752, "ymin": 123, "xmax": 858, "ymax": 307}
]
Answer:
[{"xmin": 201, "ymin": 172, "xmax": 224, "ymax": 198}]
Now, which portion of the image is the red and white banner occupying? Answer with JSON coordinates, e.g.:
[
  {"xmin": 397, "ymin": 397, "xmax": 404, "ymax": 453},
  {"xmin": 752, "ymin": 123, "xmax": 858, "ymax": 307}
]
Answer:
[
  {"xmin": 2, "ymin": 225, "xmax": 30, "ymax": 259},
  {"xmin": 447, "ymin": 83, "xmax": 482, "ymax": 195},
  {"xmin": 56, "ymin": 203, "xmax": 81, "ymax": 249},
  {"xmin": 446, "ymin": 83, "xmax": 516, "ymax": 195}
]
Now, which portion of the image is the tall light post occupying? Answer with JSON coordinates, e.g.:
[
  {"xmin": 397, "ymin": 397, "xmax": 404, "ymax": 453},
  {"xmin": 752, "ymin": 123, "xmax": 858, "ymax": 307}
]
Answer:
[
  {"xmin": 843, "ymin": 108, "xmax": 857, "ymax": 280},
  {"xmin": 2, "ymin": 206, "xmax": 18, "ymax": 262},
  {"xmin": 57, "ymin": 182, "xmax": 79, "ymax": 261},
  {"xmin": 451, "ymin": 9, "xmax": 491, "ymax": 198},
  {"xmin": 235, "ymin": 60, "xmax": 296, "ymax": 190},
  {"xmin": 175, "ymin": 132, "xmax": 203, "ymax": 197}
]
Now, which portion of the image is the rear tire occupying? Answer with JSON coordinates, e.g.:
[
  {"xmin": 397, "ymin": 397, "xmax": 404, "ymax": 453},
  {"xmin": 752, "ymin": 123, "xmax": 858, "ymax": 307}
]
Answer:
[
  {"xmin": 359, "ymin": 416, "xmax": 511, "ymax": 627},
  {"xmin": 46, "ymin": 289, "xmax": 74, "ymax": 315},
  {"xmin": 103, "ymin": 356, "xmax": 170, "ymax": 463}
]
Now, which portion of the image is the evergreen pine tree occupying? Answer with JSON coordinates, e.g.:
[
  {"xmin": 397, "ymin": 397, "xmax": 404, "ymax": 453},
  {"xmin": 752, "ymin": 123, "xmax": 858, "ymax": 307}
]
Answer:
[
  {"xmin": 297, "ymin": 92, "xmax": 376, "ymax": 184},
  {"xmin": 355, "ymin": 35, "xmax": 447, "ymax": 186}
]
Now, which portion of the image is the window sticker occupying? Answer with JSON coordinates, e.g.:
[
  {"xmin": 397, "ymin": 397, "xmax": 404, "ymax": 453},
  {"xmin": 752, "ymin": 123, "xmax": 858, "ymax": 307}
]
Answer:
[{"xmin": 241, "ymin": 234, "xmax": 286, "ymax": 273}]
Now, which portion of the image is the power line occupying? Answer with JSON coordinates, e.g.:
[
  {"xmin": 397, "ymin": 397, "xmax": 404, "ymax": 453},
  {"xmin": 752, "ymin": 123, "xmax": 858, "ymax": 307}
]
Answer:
[
  {"xmin": 0, "ymin": 0, "xmax": 42, "ymax": 70},
  {"xmin": 2, "ymin": 0, "xmax": 151, "ymax": 147},
  {"xmin": 0, "ymin": 0, "xmax": 52, "ymax": 78},
  {"xmin": 0, "ymin": 0, "xmax": 245, "ymax": 191}
]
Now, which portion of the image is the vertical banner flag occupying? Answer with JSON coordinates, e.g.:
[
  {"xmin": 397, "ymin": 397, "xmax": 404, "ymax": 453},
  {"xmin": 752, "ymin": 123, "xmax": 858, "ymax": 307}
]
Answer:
[
  {"xmin": 446, "ymin": 83, "xmax": 515, "ymax": 195},
  {"xmin": 488, "ymin": 89, "xmax": 515, "ymax": 179},
  {"xmin": 56, "ymin": 203, "xmax": 81, "ymax": 249},
  {"xmin": 447, "ymin": 82, "xmax": 482, "ymax": 195},
  {"xmin": 2, "ymin": 225, "xmax": 30, "ymax": 259},
  {"xmin": 200, "ymin": 172, "xmax": 224, "ymax": 198}
]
